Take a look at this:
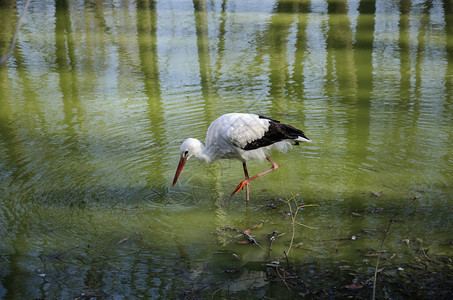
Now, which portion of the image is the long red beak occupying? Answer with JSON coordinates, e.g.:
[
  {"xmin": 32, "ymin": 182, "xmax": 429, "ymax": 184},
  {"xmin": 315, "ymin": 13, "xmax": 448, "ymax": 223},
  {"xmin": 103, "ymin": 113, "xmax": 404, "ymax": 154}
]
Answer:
[{"xmin": 172, "ymin": 156, "xmax": 187, "ymax": 187}]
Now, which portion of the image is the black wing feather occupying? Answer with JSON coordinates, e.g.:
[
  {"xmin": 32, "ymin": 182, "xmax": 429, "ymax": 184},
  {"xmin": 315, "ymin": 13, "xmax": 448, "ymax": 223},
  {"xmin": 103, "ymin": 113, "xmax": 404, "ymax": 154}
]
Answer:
[{"xmin": 243, "ymin": 117, "xmax": 308, "ymax": 151}]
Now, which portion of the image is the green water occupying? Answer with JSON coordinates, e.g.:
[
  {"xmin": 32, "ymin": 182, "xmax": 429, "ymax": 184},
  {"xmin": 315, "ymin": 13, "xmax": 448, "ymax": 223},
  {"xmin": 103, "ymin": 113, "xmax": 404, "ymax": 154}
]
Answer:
[{"xmin": 0, "ymin": 0, "xmax": 452, "ymax": 298}]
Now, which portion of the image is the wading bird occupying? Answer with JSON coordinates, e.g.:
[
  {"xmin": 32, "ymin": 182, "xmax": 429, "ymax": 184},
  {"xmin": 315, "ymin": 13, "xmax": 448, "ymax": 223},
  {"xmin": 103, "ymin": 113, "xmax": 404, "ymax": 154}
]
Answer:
[{"xmin": 172, "ymin": 113, "xmax": 311, "ymax": 201}]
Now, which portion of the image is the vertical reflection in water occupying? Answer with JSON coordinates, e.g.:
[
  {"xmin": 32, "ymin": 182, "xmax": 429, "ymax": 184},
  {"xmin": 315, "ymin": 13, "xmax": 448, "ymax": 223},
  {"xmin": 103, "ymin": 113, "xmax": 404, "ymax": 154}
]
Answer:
[
  {"xmin": 0, "ymin": 2, "xmax": 19, "ymax": 298},
  {"xmin": 347, "ymin": 0, "xmax": 359, "ymax": 43},
  {"xmin": 213, "ymin": 0, "xmax": 275, "ymax": 110},
  {"xmin": 72, "ymin": 1, "xmax": 108, "ymax": 190},
  {"xmin": 1, "ymin": 1, "xmax": 67, "ymax": 296},
  {"xmin": 193, "ymin": 1, "xmax": 231, "ymax": 241},
  {"xmin": 4, "ymin": 3, "xmax": 52, "ymax": 273},
  {"xmin": 301, "ymin": 0, "xmax": 329, "ymax": 177},
  {"xmin": 55, "ymin": 0, "xmax": 81, "ymax": 152},
  {"xmin": 213, "ymin": 0, "xmax": 227, "ymax": 89},
  {"xmin": 370, "ymin": 0, "xmax": 401, "ymax": 169},
  {"xmin": 371, "ymin": 0, "xmax": 401, "ymax": 108},
  {"xmin": 137, "ymin": 0, "xmax": 166, "ymax": 186},
  {"xmin": 326, "ymin": 0, "xmax": 366, "ymax": 234},
  {"xmin": 408, "ymin": 0, "xmax": 428, "ymax": 163},
  {"xmin": 350, "ymin": 0, "xmax": 374, "ymax": 177},
  {"xmin": 292, "ymin": 0, "xmax": 310, "ymax": 103},
  {"xmin": 157, "ymin": 0, "xmax": 208, "ymax": 144},
  {"xmin": 367, "ymin": 0, "xmax": 451, "ymax": 190},
  {"xmin": 326, "ymin": 0, "xmax": 361, "ymax": 194},
  {"xmin": 340, "ymin": 0, "xmax": 361, "ymax": 188},
  {"xmin": 328, "ymin": 1, "xmax": 357, "ymax": 95},
  {"xmin": 302, "ymin": 0, "xmax": 328, "ymax": 101},
  {"xmin": 419, "ymin": 0, "xmax": 447, "ymax": 117},
  {"xmin": 447, "ymin": 0, "xmax": 453, "ymax": 92},
  {"xmin": 267, "ymin": 1, "xmax": 293, "ymax": 114},
  {"xmin": 416, "ymin": 0, "xmax": 449, "ymax": 188},
  {"xmin": 3, "ymin": 1, "xmax": 63, "ymax": 296},
  {"xmin": 396, "ymin": 0, "xmax": 421, "ymax": 179},
  {"xmin": 0, "ymin": 0, "xmax": 19, "ymax": 181},
  {"xmin": 409, "ymin": 0, "xmax": 423, "ymax": 97},
  {"xmin": 193, "ymin": 0, "xmax": 216, "ymax": 121},
  {"xmin": 79, "ymin": 1, "xmax": 108, "ymax": 97},
  {"xmin": 445, "ymin": 1, "xmax": 453, "ymax": 178},
  {"xmin": 399, "ymin": 0, "xmax": 411, "ymax": 98}
]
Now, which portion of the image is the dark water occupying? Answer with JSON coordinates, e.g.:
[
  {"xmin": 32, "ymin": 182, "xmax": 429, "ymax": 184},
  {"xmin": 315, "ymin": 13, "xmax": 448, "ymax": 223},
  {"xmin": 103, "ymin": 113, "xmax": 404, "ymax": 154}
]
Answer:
[{"xmin": 0, "ymin": 0, "xmax": 452, "ymax": 298}]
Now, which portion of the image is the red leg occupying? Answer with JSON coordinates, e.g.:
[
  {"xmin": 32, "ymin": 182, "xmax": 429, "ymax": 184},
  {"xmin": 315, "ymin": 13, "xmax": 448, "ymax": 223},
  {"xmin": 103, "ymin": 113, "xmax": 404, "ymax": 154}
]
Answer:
[
  {"xmin": 231, "ymin": 155, "xmax": 279, "ymax": 199},
  {"xmin": 242, "ymin": 162, "xmax": 250, "ymax": 202}
]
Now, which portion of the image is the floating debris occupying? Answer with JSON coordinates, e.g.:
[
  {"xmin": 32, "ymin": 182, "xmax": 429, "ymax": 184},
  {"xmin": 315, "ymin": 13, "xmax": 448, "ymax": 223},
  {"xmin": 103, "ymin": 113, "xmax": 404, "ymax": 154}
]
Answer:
[
  {"xmin": 371, "ymin": 191, "xmax": 383, "ymax": 197},
  {"xmin": 371, "ymin": 207, "xmax": 384, "ymax": 214},
  {"xmin": 117, "ymin": 237, "xmax": 129, "ymax": 245},
  {"xmin": 345, "ymin": 283, "xmax": 364, "ymax": 289},
  {"xmin": 36, "ymin": 269, "xmax": 46, "ymax": 277},
  {"xmin": 266, "ymin": 203, "xmax": 277, "ymax": 209}
]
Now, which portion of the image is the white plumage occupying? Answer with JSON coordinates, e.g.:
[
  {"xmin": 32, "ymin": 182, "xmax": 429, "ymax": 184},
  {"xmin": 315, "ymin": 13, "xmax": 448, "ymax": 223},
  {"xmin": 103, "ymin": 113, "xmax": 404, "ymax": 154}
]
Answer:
[{"xmin": 172, "ymin": 113, "xmax": 311, "ymax": 201}]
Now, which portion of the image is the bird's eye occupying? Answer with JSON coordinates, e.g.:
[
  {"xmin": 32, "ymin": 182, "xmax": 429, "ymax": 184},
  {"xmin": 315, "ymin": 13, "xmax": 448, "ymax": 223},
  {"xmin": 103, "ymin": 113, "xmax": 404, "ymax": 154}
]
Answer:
[{"xmin": 184, "ymin": 150, "xmax": 189, "ymax": 156}]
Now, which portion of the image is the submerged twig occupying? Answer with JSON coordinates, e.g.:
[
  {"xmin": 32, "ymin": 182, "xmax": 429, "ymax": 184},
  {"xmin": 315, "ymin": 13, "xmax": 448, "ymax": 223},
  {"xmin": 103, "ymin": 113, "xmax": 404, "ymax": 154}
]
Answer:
[
  {"xmin": 322, "ymin": 237, "xmax": 356, "ymax": 242},
  {"xmin": 50, "ymin": 245, "xmax": 80, "ymax": 260},
  {"xmin": 275, "ymin": 263, "xmax": 291, "ymax": 291},
  {"xmin": 217, "ymin": 223, "xmax": 262, "ymax": 247},
  {"xmin": 242, "ymin": 230, "xmax": 260, "ymax": 247},
  {"xmin": 372, "ymin": 219, "xmax": 393, "ymax": 300},
  {"xmin": 294, "ymin": 221, "xmax": 318, "ymax": 230},
  {"xmin": 0, "ymin": 0, "xmax": 33, "ymax": 65},
  {"xmin": 284, "ymin": 194, "xmax": 318, "ymax": 257}
]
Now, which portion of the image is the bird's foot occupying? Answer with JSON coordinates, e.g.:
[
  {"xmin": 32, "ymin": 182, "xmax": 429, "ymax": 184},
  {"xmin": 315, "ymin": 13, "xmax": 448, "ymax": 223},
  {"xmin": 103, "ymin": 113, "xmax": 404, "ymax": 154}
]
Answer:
[{"xmin": 231, "ymin": 180, "xmax": 248, "ymax": 195}]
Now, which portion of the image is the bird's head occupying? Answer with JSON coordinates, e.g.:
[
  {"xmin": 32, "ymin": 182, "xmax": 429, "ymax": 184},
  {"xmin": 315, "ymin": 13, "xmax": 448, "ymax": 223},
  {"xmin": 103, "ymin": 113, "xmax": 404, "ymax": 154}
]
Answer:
[{"xmin": 172, "ymin": 138, "xmax": 202, "ymax": 187}]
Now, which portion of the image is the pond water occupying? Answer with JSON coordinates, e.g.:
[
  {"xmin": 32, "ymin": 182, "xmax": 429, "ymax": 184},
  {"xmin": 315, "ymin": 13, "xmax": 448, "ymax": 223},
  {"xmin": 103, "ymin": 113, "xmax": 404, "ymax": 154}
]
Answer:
[{"xmin": 0, "ymin": 0, "xmax": 452, "ymax": 298}]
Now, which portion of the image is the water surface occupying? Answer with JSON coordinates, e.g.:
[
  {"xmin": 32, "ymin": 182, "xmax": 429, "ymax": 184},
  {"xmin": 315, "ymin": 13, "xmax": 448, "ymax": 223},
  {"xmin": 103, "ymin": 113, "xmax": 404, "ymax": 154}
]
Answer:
[{"xmin": 0, "ymin": 0, "xmax": 452, "ymax": 298}]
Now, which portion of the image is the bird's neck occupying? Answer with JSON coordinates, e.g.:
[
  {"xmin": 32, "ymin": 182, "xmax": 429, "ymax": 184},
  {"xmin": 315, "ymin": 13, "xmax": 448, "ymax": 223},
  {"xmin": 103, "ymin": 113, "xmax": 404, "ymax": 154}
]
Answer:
[{"xmin": 192, "ymin": 141, "xmax": 213, "ymax": 163}]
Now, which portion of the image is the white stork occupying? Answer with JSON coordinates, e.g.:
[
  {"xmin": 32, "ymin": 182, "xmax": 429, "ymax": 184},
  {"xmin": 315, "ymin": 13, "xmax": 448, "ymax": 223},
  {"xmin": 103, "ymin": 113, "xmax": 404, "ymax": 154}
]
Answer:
[{"xmin": 172, "ymin": 113, "xmax": 311, "ymax": 201}]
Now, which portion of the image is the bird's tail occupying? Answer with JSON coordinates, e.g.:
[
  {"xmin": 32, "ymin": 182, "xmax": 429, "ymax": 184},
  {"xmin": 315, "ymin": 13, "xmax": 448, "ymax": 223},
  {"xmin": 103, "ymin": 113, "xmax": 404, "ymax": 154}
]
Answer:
[{"xmin": 296, "ymin": 136, "xmax": 311, "ymax": 143}]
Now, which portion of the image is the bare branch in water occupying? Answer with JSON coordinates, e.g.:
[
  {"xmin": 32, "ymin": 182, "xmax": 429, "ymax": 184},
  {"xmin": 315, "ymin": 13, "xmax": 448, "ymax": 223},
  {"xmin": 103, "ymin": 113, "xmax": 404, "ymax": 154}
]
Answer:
[
  {"xmin": 0, "ymin": 0, "xmax": 33, "ymax": 65},
  {"xmin": 372, "ymin": 219, "xmax": 393, "ymax": 300}
]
